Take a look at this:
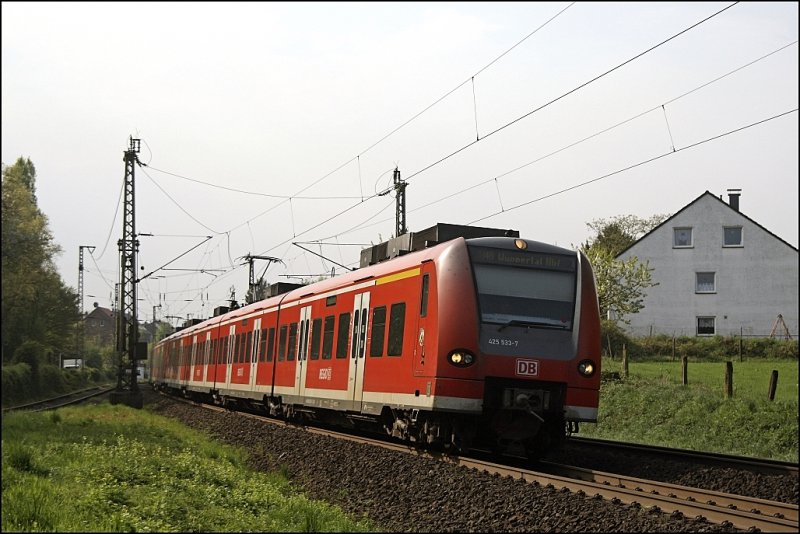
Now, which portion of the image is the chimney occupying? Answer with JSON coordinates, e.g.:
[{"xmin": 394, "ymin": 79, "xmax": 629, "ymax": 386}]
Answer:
[{"xmin": 727, "ymin": 189, "xmax": 741, "ymax": 212}]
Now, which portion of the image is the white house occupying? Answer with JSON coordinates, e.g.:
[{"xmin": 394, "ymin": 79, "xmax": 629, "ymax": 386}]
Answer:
[{"xmin": 616, "ymin": 190, "xmax": 798, "ymax": 338}]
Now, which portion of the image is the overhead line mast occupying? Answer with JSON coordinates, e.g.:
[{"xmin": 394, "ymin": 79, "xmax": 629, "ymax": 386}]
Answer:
[
  {"xmin": 394, "ymin": 167, "xmax": 407, "ymax": 237},
  {"xmin": 111, "ymin": 136, "xmax": 144, "ymax": 408},
  {"xmin": 77, "ymin": 245, "xmax": 95, "ymax": 368}
]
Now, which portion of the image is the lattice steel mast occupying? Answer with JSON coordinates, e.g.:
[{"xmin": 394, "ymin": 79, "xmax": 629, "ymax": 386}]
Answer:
[
  {"xmin": 393, "ymin": 167, "xmax": 407, "ymax": 237},
  {"xmin": 112, "ymin": 136, "xmax": 143, "ymax": 408},
  {"xmin": 77, "ymin": 245, "xmax": 95, "ymax": 368}
]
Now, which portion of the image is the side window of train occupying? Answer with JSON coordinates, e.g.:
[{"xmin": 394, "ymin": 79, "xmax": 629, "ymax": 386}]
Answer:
[
  {"xmin": 236, "ymin": 333, "xmax": 243, "ymax": 364},
  {"xmin": 336, "ymin": 312, "xmax": 350, "ymax": 359},
  {"xmin": 246, "ymin": 331, "xmax": 253, "ymax": 364},
  {"xmin": 388, "ymin": 302, "xmax": 406, "ymax": 356},
  {"xmin": 267, "ymin": 327, "xmax": 275, "ymax": 362},
  {"xmin": 370, "ymin": 306, "xmax": 387, "ymax": 357},
  {"xmin": 310, "ymin": 318, "xmax": 322, "ymax": 360},
  {"xmin": 259, "ymin": 328, "xmax": 267, "ymax": 362},
  {"xmin": 288, "ymin": 322, "xmax": 298, "ymax": 361},
  {"xmin": 322, "ymin": 315, "xmax": 335, "ymax": 360},
  {"xmin": 420, "ymin": 274, "xmax": 429, "ymax": 317},
  {"xmin": 278, "ymin": 325, "xmax": 287, "ymax": 361}
]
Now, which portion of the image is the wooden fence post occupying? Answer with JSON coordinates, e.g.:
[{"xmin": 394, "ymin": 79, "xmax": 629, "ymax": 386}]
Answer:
[
  {"xmin": 672, "ymin": 333, "xmax": 676, "ymax": 361},
  {"xmin": 681, "ymin": 355, "xmax": 688, "ymax": 385},
  {"xmin": 622, "ymin": 344, "xmax": 628, "ymax": 378},
  {"xmin": 739, "ymin": 327, "xmax": 743, "ymax": 362},
  {"xmin": 724, "ymin": 361, "xmax": 733, "ymax": 399},
  {"xmin": 768, "ymin": 370, "xmax": 779, "ymax": 401}
]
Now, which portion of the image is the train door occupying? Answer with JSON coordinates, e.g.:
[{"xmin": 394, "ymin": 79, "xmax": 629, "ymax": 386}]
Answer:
[
  {"xmin": 249, "ymin": 318, "xmax": 261, "ymax": 390},
  {"xmin": 347, "ymin": 291, "xmax": 371, "ymax": 408},
  {"xmin": 414, "ymin": 262, "xmax": 434, "ymax": 376},
  {"xmin": 294, "ymin": 306, "xmax": 312, "ymax": 397},
  {"xmin": 203, "ymin": 330, "xmax": 216, "ymax": 385},
  {"xmin": 190, "ymin": 334, "xmax": 199, "ymax": 383},
  {"xmin": 202, "ymin": 331, "xmax": 211, "ymax": 385},
  {"xmin": 224, "ymin": 325, "xmax": 236, "ymax": 390}
]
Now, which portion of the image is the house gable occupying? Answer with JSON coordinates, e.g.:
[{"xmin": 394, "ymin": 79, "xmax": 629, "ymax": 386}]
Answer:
[{"xmin": 615, "ymin": 191, "xmax": 798, "ymax": 337}]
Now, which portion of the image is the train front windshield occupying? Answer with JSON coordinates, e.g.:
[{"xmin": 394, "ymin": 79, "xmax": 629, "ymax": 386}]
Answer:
[{"xmin": 469, "ymin": 246, "xmax": 577, "ymax": 330}]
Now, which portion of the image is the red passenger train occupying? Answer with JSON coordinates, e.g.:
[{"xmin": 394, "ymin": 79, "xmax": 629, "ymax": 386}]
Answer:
[{"xmin": 151, "ymin": 230, "xmax": 601, "ymax": 458}]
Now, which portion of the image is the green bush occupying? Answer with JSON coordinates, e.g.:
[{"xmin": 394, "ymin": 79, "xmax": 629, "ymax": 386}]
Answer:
[
  {"xmin": 601, "ymin": 321, "xmax": 798, "ymax": 361},
  {"xmin": 1, "ymin": 363, "xmax": 33, "ymax": 404},
  {"xmin": 39, "ymin": 365, "xmax": 67, "ymax": 395},
  {"xmin": 87, "ymin": 367, "xmax": 104, "ymax": 383},
  {"xmin": 13, "ymin": 341, "xmax": 46, "ymax": 395}
]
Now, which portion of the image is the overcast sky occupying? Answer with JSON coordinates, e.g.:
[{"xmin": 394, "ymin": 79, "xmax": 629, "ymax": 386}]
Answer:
[{"xmin": 3, "ymin": 1, "xmax": 798, "ymax": 327}]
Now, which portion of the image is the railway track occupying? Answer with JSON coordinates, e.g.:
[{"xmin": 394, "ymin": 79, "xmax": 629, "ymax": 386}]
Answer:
[
  {"xmin": 2, "ymin": 385, "xmax": 115, "ymax": 414},
  {"xmin": 164, "ymin": 391, "xmax": 798, "ymax": 533},
  {"xmin": 569, "ymin": 436, "xmax": 799, "ymax": 478}
]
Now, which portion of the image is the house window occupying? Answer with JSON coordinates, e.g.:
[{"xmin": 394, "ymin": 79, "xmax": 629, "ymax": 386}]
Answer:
[
  {"xmin": 697, "ymin": 316, "xmax": 715, "ymax": 336},
  {"xmin": 695, "ymin": 272, "xmax": 716, "ymax": 293},
  {"xmin": 723, "ymin": 226, "xmax": 743, "ymax": 247},
  {"xmin": 673, "ymin": 227, "xmax": 693, "ymax": 248}
]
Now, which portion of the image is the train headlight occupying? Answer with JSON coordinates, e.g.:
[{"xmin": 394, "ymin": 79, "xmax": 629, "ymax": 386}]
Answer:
[
  {"xmin": 577, "ymin": 359, "xmax": 596, "ymax": 377},
  {"xmin": 448, "ymin": 350, "xmax": 476, "ymax": 367}
]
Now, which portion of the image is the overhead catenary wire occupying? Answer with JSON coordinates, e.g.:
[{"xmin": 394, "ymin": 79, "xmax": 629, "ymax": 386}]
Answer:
[
  {"xmin": 119, "ymin": 3, "xmax": 585, "ymax": 303},
  {"xmin": 131, "ymin": 1, "xmax": 795, "ymax": 319},
  {"xmin": 468, "ymin": 108, "xmax": 798, "ymax": 224},
  {"xmin": 320, "ymin": 38, "xmax": 798, "ymax": 239},
  {"xmin": 402, "ymin": 1, "xmax": 740, "ymax": 184},
  {"xmin": 133, "ymin": 3, "xmax": 576, "ymax": 245},
  {"xmin": 163, "ymin": 1, "xmax": 760, "ymax": 309}
]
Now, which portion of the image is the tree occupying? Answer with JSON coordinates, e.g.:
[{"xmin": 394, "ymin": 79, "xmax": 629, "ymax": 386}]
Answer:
[
  {"xmin": 579, "ymin": 214, "xmax": 669, "ymax": 324},
  {"xmin": 1, "ymin": 157, "xmax": 80, "ymax": 362},
  {"xmin": 245, "ymin": 278, "xmax": 269, "ymax": 304}
]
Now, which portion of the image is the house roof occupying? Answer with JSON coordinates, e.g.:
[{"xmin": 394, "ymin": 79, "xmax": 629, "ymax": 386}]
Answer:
[
  {"xmin": 86, "ymin": 306, "xmax": 114, "ymax": 319},
  {"xmin": 615, "ymin": 190, "xmax": 799, "ymax": 258}
]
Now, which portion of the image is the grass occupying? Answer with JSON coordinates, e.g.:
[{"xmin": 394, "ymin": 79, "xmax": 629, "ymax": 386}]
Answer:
[
  {"xmin": 578, "ymin": 358, "xmax": 799, "ymax": 462},
  {"xmin": 1, "ymin": 403, "xmax": 377, "ymax": 532}
]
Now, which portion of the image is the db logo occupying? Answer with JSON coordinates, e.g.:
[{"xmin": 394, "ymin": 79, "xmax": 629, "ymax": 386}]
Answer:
[{"xmin": 516, "ymin": 359, "xmax": 539, "ymax": 377}]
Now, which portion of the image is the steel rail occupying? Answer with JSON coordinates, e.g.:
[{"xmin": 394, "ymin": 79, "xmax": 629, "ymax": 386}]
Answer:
[{"xmin": 570, "ymin": 436, "xmax": 799, "ymax": 477}]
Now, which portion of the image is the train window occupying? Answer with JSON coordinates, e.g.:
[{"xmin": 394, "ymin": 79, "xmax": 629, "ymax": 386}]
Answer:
[
  {"xmin": 288, "ymin": 323, "xmax": 298, "ymax": 361},
  {"xmin": 326, "ymin": 295, "xmax": 337, "ymax": 307},
  {"xmin": 420, "ymin": 274, "xmax": 429, "ymax": 317},
  {"xmin": 245, "ymin": 331, "xmax": 253, "ymax": 364},
  {"xmin": 388, "ymin": 302, "xmax": 406, "ymax": 356},
  {"xmin": 310, "ymin": 318, "xmax": 322, "ymax": 360},
  {"xmin": 336, "ymin": 312, "xmax": 350, "ymax": 359},
  {"xmin": 351, "ymin": 311, "xmax": 360, "ymax": 358},
  {"xmin": 278, "ymin": 325, "xmax": 287, "ymax": 361},
  {"xmin": 267, "ymin": 327, "xmax": 275, "ymax": 362},
  {"xmin": 370, "ymin": 306, "xmax": 387, "ymax": 357},
  {"xmin": 237, "ymin": 333, "xmax": 244, "ymax": 363},
  {"xmin": 322, "ymin": 315, "xmax": 335, "ymax": 360},
  {"xmin": 259, "ymin": 329, "xmax": 267, "ymax": 362},
  {"xmin": 472, "ymin": 263, "xmax": 576, "ymax": 329}
]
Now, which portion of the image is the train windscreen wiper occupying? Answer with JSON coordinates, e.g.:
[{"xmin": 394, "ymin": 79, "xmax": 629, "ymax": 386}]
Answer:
[{"xmin": 497, "ymin": 319, "xmax": 568, "ymax": 332}]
